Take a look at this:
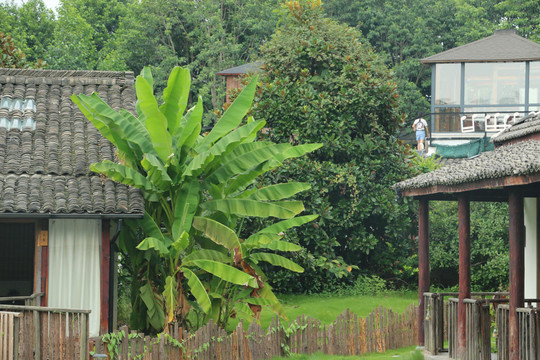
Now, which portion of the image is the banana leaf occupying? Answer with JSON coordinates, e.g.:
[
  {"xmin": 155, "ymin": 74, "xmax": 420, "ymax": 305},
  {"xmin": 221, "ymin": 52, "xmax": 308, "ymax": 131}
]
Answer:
[
  {"xmin": 159, "ymin": 66, "xmax": 190, "ymax": 133},
  {"xmin": 136, "ymin": 75, "xmax": 172, "ymax": 162},
  {"xmin": 192, "ymin": 217, "xmax": 241, "ymax": 252},
  {"xmin": 188, "ymin": 259, "xmax": 257, "ymax": 287},
  {"xmin": 249, "ymin": 252, "xmax": 304, "ymax": 273},
  {"xmin": 195, "ymin": 77, "xmax": 258, "ymax": 152},
  {"xmin": 201, "ymin": 199, "xmax": 300, "ymax": 219},
  {"xmin": 247, "ymin": 183, "xmax": 311, "ymax": 201},
  {"xmin": 257, "ymin": 214, "xmax": 318, "ymax": 234},
  {"xmin": 183, "ymin": 268, "xmax": 211, "ymax": 313}
]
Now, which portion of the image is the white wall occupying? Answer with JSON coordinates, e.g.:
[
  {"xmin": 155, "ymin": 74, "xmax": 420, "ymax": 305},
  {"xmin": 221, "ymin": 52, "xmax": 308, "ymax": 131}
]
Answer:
[
  {"xmin": 48, "ymin": 219, "xmax": 101, "ymax": 337},
  {"xmin": 524, "ymin": 198, "xmax": 538, "ymax": 299}
]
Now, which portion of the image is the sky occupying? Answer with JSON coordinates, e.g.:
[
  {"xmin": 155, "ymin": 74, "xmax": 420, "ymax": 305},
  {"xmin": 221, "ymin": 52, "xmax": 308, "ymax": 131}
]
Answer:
[{"xmin": 3, "ymin": 0, "xmax": 60, "ymax": 10}]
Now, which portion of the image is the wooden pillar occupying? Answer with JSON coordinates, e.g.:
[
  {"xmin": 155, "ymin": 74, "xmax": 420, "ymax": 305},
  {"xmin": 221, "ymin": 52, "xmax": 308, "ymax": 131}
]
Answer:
[
  {"xmin": 457, "ymin": 196, "xmax": 471, "ymax": 359},
  {"xmin": 418, "ymin": 198, "xmax": 430, "ymax": 346},
  {"xmin": 100, "ymin": 219, "xmax": 111, "ymax": 335},
  {"xmin": 509, "ymin": 192, "xmax": 524, "ymax": 360}
]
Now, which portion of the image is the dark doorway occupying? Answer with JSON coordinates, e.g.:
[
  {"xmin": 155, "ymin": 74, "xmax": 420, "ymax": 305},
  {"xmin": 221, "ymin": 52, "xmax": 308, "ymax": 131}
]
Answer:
[{"xmin": 0, "ymin": 222, "xmax": 35, "ymax": 298}]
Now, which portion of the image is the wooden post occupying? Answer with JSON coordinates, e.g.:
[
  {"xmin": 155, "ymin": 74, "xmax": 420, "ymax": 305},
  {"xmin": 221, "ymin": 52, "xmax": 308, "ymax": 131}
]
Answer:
[
  {"xmin": 509, "ymin": 191, "xmax": 524, "ymax": 360},
  {"xmin": 100, "ymin": 220, "xmax": 110, "ymax": 335},
  {"xmin": 457, "ymin": 195, "xmax": 471, "ymax": 359},
  {"xmin": 418, "ymin": 197, "xmax": 430, "ymax": 346}
]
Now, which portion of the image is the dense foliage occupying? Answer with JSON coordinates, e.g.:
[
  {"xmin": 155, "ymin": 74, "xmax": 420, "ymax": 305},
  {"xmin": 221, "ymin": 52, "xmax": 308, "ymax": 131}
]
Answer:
[
  {"xmin": 244, "ymin": 1, "xmax": 420, "ymax": 293},
  {"xmin": 73, "ymin": 67, "xmax": 320, "ymax": 332},
  {"xmin": 429, "ymin": 201, "xmax": 509, "ymax": 291}
]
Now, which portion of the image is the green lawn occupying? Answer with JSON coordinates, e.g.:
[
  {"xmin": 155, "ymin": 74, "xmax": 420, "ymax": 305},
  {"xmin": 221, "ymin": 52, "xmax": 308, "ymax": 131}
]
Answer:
[
  {"xmin": 260, "ymin": 291, "xmax": 418, "ymax": 329},
  {"xmin": 269, "ymin": 346, "xmax": 424, "ymax": 359}
]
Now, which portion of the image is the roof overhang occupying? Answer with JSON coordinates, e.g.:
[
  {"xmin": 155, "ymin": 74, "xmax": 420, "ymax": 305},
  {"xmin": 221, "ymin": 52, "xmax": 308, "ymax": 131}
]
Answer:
[
  {"xmin": 0, "ymin": 213, "xmax": 144, "ymax": 219},
  {"xmin": 402, "ymin": 174, "xmax": 540, "ymax": 201}
]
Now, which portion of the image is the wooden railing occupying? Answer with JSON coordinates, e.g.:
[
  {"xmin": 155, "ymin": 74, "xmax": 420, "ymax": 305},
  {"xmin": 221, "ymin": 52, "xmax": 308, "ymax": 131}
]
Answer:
[
  {"xmin": 0, "ymin": 311, "xmax": 22, "ymax": 360},
  {"xmin": 496, "ymin": 304, "xmax": 509, "ymax": 360},
  {"xmin": 0, "ymin": 292, "xmax": 44, "ymax": 306},
  {"xmin": 0, "ymin": 304, "xmax": 90, "ymax": 360},
  {"xmin": 423, "ymin": 292, "xmax": 444, "ymax": 355},
  {"xmin": 517, "ymin": 306, "xmax": 540, "ymax": 360},
  {"xmin": 463, "ymin": 299, "xmax": 491, "ymax": 360},
  {"xmin": 423, "ymin": 292, "xmax": 508, "ymax": 358},
  {"xmin": 448, "ymin": 298, "xmax": 459, "ymax": 359}
]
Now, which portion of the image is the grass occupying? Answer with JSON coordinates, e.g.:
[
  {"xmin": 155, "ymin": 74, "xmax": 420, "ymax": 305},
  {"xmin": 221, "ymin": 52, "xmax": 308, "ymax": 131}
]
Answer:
[
  {"xmin": 269, "ymin": 346, "xmax": 424, "ymax": 359},
  {"xmin": 259, "ymin": 291, "xmax": 417, "ymax": 329}
]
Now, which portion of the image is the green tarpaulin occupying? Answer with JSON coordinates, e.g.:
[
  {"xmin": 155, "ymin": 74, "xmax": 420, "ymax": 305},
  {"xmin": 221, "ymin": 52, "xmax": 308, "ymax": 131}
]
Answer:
[{"xmin": 434, "ymin": 136, "xmax": 494, "ymax": 158}]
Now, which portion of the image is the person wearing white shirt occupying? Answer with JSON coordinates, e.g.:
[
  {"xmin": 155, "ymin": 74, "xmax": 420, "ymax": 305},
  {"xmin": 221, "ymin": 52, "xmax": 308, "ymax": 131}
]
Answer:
[{"xmin": 412, "ymin": 116, "xmax": 429, "ymax": 151}]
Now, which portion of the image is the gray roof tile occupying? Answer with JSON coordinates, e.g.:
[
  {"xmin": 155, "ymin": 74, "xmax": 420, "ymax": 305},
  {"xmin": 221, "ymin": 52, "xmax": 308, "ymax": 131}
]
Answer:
[
  {"xmin": 0, "ymin": 68, "xmax": 143, "ymax": 216},
  {"xmin": 422, "ymin": 30, "xmax": 540, "ymax": 63},
  {"xmin": 492, "ymin": 112, "xmax": 540, "ymax": 145},
  {"xmin": 395, "ymin": 140, "xmax": 540, "ymax": 192}
]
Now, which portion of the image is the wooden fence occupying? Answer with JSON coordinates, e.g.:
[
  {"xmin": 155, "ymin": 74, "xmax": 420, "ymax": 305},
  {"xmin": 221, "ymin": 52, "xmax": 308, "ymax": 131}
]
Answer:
[
  {"xmin": 90, "ymin": 305, "xmax": 418, "ymax": 359},
  {"xmin": 496, "ymin": 304, "xmax": 509, "ymax": 360},
  {"xmin": 0, "ymin": 304, "xmax": 90, "ymax": 360}
]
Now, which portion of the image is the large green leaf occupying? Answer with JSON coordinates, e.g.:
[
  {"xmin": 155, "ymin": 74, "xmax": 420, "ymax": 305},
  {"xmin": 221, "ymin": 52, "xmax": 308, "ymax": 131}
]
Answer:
[
  {"xmin": 141, "ymin": 153, "xmax": 172, "ymax": 190},
  {"xmin": 195, "ymin": 77, "xmax": 258, "ymax": 152},
  {"xmin": 183, "ymin": 120, "xmax": 265, "ymax": 177},
  {"xmin": 182, "ymin": 249, "xmax": 230, "ymax": 264},
  {"xmin": 139, "ymin": 282, "xmax": 165, "ymax": 330},
  {"xmin": 90, "ymin": 160, "xmax": 160, "ymax": 195},
  {"xmin": 173, "ymin": 96, "xmax": 203, "ymax": 155},
  {"xmin": 159, "ymin": 67, "xmax": 190, "ymax": 133},
  {"xmin": 201, "ymin": 199, "xmax": 300, "ymax": 219},
  {"xmin": 258, "ymin": 215, "xmax": 319, "ymax": 234},
  {"xmin": 139, "ymin": 211, "xmax": 167, "ymax": 242},
  {"xmin": 183, "ymin": 268, "xmax": 211, "ymax": 313},
  {"xmin": 189, "ymin": 260, "xmax": 257, "ymax": 287},
  {"xmin": 172, "ymin": 179, "xmax": 200, "ymax": 239},
  {"xmin": 208, "ymin": 143, "xmax": 290, "ymax": 184},
  {"xmin": 242, "ymin": 233, "xmax": 280, "ymax": 249},
  {"xmin": 258, "ymin": 284, "xmax": 287, "ymax": 320},
  {"xmin": 261, "ymin": 239, "xmax": 302, "ymax": 252},
  {"xmin": 192, "ymin": 217, "xmax": 241, "ymax": 251},
  {"xmin": 137, "ymin": 237, "xmax": 170, "ymax": 255},
  {"xmin": 248, "ymin": 183, "xmax": 311, "ymax": 201},
  {"xmin": 163, "ymin": 275, "xmax": 177, "ymax": 323},
  {"xmin": 249, "ymin": 252, "xmax": 304, "ymax": 273},
  {"xmin": 71, "ymin": 94, "xmax": 136, "ymax": 165},
  {"xmin": 135, "ymin": 75, "xmax": 172, "ymax": 162}
]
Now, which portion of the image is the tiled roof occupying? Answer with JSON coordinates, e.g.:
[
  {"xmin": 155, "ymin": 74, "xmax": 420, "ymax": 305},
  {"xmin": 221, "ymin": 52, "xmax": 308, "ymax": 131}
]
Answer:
[
  {"xmin": 217, "ymin": 62, "xmax": 262, "ymax": 76},
  {"xmin": 0, "ymin": 68, "xmax": 144, "ymax": 216},
  {"xmin": 394, "ymin": 140, "xmax": 540, "ymax": 192},
  {"xmin": 492, "ymin": 112, "xmax": 540, "ymax": 145},
  {"xmin": 421, "ymin": 30, "xmax": 540, "ymax": 63}
]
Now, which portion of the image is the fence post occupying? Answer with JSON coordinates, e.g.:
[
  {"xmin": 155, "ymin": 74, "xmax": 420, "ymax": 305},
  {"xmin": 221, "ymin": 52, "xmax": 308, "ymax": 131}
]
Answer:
[
  {"xmin": 81, "ymin": 313, "xmax": 88, "ymax": 360},
  {"xmin": 33, "ymin": 310, "xmax": 41, "ymax": 360}
]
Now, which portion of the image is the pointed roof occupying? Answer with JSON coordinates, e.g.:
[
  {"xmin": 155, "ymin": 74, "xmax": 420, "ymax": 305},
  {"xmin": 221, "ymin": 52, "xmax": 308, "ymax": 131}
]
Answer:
[{"xmin": 421, "ymin": 30, "xmax": 540, "ymax": 64}]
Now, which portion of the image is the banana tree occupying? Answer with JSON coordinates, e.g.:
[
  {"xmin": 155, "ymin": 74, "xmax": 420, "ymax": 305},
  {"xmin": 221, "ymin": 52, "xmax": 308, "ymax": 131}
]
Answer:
[{"xmin": 72, "ymin": 66, "xmax": 321, "ymax": 332}]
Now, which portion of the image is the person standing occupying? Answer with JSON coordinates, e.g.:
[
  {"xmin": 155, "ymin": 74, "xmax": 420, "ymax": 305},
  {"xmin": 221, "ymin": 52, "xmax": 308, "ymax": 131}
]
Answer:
[{"xmin": 412, "ymin": 115, "xmax": 429, "ymax": 151}]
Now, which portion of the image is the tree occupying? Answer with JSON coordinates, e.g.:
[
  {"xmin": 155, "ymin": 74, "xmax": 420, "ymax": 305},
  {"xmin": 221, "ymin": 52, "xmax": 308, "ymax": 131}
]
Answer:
[
  {"xmin": 0, "ymin": 32, "xmax": 45, "ymax": 69},
  {"xmin": 72, "ymin": 66, "xmax": 320, "ymax": 332},
  {"xmin": 47, "ymin": 4, "xmax": 98, "ymax": 70},
  {"xmin": 248, "ymin": 0, "xmax": 419, "ymax": 292}
]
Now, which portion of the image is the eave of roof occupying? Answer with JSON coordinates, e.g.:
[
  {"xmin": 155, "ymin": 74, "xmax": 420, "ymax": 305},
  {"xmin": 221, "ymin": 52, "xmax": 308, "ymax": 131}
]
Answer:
[
  {"xmin": 421, "ymin": 30, "xmax": 540, "ymax": 64},
  {"xmin": 492, "ymin": 113, "xmax": 540, "ymax": 145},
  {"xmin": 394, "ymin": 139, "xmax": 540, "ymax": 198},
  {"xmin": 217, "ymin": 62, "xmax": 262, "ymax": 76}
]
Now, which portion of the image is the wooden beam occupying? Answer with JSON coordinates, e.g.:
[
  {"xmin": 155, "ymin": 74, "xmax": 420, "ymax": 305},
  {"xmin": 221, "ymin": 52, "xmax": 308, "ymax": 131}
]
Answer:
[
  {"xmin": 418, "ymin": 198, "xmax": 430, "ymax": 346},
  {"xmin": 100, "ymin": 220, "xmax": 110, "ymax": 335},
  {"xmin": 457, "ymin": 196, "xmax": 471, "ymax": 359},
  {"xmin": 509, "ymin": 192, "xmax": 524, "ymax": 360}
]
